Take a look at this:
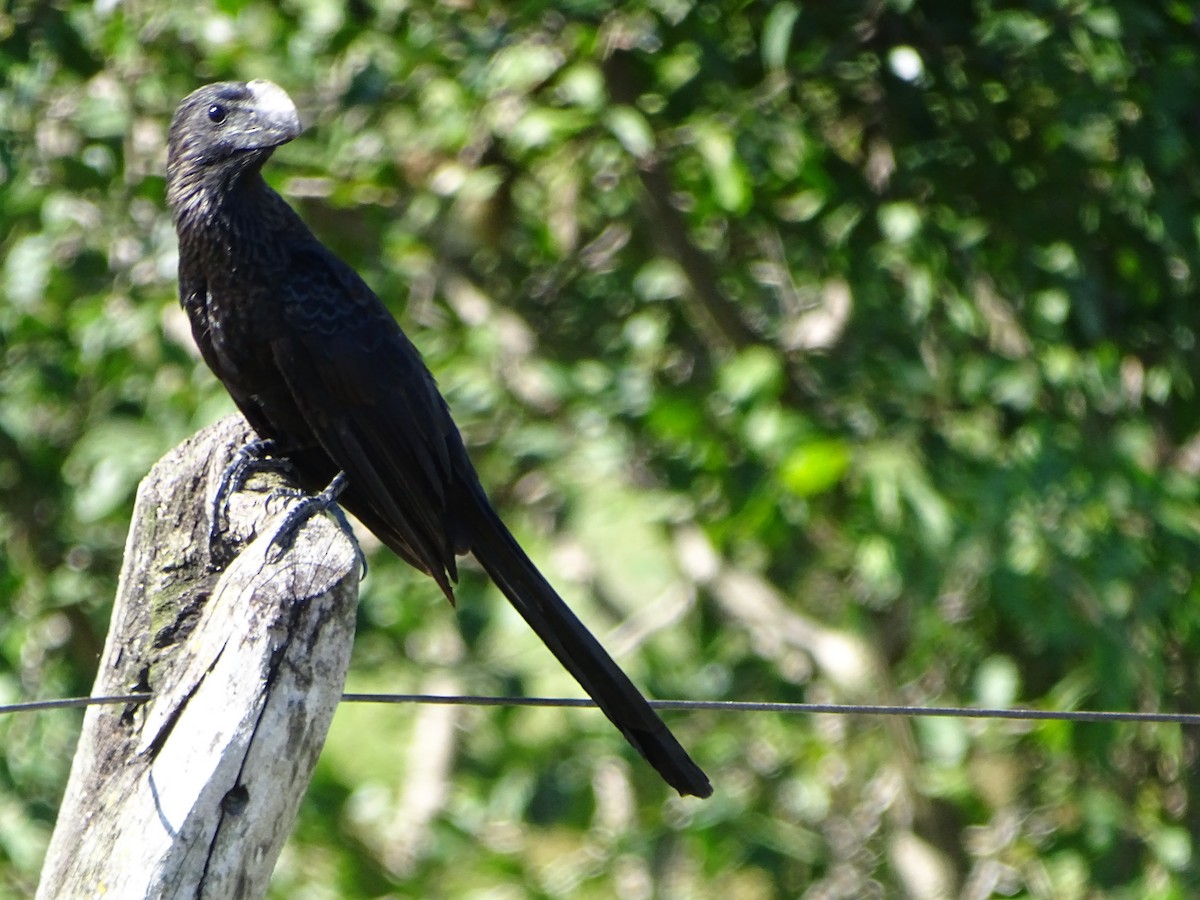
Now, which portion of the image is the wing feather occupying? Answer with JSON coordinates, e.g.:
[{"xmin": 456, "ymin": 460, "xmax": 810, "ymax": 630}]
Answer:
[{"xmin": 268, "ymin": 244, "xmax": 465, "ymax": 595}]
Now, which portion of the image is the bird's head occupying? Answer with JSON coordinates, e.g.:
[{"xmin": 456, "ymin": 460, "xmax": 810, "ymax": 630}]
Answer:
[{"xmin": 167, "ymin": 80, "xmax": 302, "ymax": 216}]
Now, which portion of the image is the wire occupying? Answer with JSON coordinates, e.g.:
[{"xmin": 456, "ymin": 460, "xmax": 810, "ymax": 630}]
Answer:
[
  {"xmin": 342, "ymin": 694, "xmax": 1200, "ymax": 724},
  {"xmin": 0, "ymin": 694, "xmax": 150, "ymax": 714},
  {"xmin": 6, "ymin": 692, "xmax": 1200, "ymax": 726}
]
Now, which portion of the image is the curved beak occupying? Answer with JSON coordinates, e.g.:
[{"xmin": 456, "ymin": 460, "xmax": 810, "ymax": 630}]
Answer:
[{"xmin": 246, "ymin": 79, "xmax": 303, "ymax": 148}]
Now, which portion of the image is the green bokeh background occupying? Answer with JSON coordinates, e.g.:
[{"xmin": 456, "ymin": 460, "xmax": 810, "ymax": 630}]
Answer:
[{"xmin": 4, "ymin": 1, "xmax": 1200, "ymax": 896}]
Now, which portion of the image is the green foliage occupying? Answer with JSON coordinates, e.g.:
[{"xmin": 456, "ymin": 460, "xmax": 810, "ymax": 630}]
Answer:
[{"xmin": 4, "ymin": 0, "xmax": 1200, "ymax": 895}]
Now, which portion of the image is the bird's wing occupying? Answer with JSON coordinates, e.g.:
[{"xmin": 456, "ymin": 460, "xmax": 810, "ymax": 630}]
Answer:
[
  {"xmin": 266, "ymin": 241, "xmax": 711, "ymax": 797},
  {"xmin": 269, "ymin": 242, "xmax": 466, "ymax": 595}
]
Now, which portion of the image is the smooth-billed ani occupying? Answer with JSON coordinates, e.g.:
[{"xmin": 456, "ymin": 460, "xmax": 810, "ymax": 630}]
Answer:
[{"xmin": 166, "ymin": 80, "xmax": 711, "ymax": 798}]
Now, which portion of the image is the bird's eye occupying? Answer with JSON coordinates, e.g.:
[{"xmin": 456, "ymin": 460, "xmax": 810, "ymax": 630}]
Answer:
[{"xmin": 207, "ymin": 104, "xmax": 227, "ymax": 124}]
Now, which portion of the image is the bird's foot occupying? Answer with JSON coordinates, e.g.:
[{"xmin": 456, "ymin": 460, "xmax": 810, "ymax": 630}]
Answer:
[
  {"xmin": 210, "ymin": 438, "xmax": 298, "ymax": 541},
  {"xmin": 265, "ymin": 472, "xmax": 368, "ymax": 578}
]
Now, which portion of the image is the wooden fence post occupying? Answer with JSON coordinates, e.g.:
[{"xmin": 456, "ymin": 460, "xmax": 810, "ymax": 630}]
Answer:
[{"xmin": 36, "ymin": 414, "xmax": 359, "ymax": 900}]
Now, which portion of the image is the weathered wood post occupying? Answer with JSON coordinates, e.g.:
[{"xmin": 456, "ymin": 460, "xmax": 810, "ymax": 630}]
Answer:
[{"xmin": 37, "ymin": 414, "xmax": 359, "ymax": 900}]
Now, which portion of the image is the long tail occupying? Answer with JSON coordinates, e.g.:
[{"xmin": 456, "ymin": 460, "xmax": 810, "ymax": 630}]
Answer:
[{"xmin": 464, "ymin": 497, "xmax": 712, "ymax": 798}]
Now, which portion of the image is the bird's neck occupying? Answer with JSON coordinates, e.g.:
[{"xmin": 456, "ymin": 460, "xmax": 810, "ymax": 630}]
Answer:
[{"xmin": 173, "ymin": 168, "xmax": 283, "ymax": 241}]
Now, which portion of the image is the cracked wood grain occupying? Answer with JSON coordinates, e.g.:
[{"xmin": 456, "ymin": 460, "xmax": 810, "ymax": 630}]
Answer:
[{"xmin": 37, "ymin": 414, "xmax": 359, "ymax": 900}]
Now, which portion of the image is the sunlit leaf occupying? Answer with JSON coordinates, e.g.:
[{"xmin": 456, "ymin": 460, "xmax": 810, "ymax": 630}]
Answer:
[{"xmin": 779, "ymin": 439, "xmax": 850, "ymax": 497}]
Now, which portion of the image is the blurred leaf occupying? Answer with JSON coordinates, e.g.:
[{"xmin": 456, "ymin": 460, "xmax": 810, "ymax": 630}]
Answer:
[
  {"xmin": 717, "ymin": 346, "xmax": 783, "ymax": 406},
  {"xmin": 974, "ymin": 655, "xmax": 1021, "ymax": 708},
  {"xmin": 488, "ymin": 43, "xmax": 563, "ymax": 94},
  {"xmin": 604, "ymin": 105, "xmax": 655, "ymax": 159},
  {"xmin": 977, "ymin": 10, "xmax": 1052, "ymax": 51},
  {"xmin": 694, "ymin": 120, "xmax": 751, "ymax": 214},
  {"xmin": 762, "ymin": 3, "xmax": 800, "ymax": 71},
  {"xmin": 779, "ymin": 438, "xmax": 850, "ymax": 497}
]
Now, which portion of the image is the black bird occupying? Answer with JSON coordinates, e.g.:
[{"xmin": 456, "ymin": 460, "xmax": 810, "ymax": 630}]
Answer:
[{"xmin": 166, "ymin": 80, "xmax": 711, "ymax": 798}]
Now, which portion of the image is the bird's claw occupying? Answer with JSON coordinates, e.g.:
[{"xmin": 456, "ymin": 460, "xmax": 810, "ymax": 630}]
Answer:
[
  {"xmin": 210, "ymin": 438, "xmax": 298, "ymax": 541},
  {"xmin": 264, "ymin": 472, "xmax": 368, "ymax": 579}
]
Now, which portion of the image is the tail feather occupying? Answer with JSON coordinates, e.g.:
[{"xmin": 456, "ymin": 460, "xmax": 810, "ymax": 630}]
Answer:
[{"xmin": 465, "ymin": 499, "xmax": 712, "ymax": 798}]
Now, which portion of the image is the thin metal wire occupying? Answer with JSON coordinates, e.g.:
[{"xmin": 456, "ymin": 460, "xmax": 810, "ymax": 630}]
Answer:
[
  {"xmin": 0, "ymin": 694, "xmax": 150, "ymax": 714},
  {"xmin": 342, "ymin": 694, "xmax": 1200, "ymax": 724},
  {"xmin": 6, "ymin": 692, "xmax": 1200, "ymax": 726}
]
